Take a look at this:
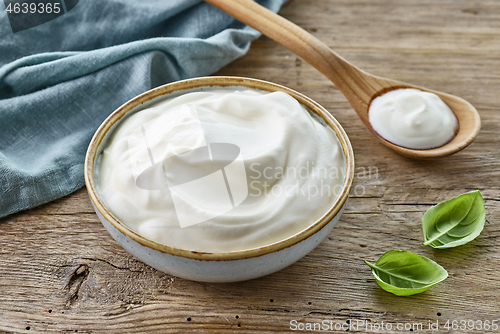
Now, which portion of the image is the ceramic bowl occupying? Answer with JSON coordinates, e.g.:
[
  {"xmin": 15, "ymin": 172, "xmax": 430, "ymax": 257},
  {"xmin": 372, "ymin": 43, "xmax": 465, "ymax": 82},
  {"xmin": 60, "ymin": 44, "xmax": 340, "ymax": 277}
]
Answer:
[{"xmin": 84, "ymin": 76, "xmax": 354, "ymax": 282}]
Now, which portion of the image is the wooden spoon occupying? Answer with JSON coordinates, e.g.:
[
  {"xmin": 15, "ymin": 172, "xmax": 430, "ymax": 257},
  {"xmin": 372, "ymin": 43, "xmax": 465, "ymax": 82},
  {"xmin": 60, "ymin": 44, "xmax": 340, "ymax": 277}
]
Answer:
[{"xmin": 205, "ymin": 0, "xmax": 481, "ymax": 159}]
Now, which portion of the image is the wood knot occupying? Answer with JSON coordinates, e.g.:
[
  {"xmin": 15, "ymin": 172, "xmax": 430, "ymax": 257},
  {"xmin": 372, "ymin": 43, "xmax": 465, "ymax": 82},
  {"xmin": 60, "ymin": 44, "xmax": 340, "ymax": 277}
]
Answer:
[{"xmin": 65, "ymin": 264, "xmax": 90, "ymax": 307}]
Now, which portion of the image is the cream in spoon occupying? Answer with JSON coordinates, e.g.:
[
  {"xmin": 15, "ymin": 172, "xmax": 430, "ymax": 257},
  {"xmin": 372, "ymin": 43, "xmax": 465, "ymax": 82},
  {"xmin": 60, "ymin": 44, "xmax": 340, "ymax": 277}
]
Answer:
[{"xmin": 368, "ymin": 88, "xmax": 458, "ymax": 149}]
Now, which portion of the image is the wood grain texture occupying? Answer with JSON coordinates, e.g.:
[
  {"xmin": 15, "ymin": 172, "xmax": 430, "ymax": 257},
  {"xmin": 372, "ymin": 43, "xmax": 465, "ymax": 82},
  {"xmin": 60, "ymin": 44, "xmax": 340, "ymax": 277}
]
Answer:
[{"xmin": 1, "ymin": 0, "xmax": 499, "ymax": 333}]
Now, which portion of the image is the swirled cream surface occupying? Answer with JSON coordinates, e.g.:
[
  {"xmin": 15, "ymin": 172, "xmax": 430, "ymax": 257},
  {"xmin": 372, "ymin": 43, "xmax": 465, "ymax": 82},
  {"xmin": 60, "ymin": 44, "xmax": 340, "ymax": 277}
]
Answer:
[
  {"xmin": 97, "ymin": 89, "xmax": 345, "ymax": 252},
  {"xmin": 368, "ymin": 88, "xmax": 458, "ymax": 149}
]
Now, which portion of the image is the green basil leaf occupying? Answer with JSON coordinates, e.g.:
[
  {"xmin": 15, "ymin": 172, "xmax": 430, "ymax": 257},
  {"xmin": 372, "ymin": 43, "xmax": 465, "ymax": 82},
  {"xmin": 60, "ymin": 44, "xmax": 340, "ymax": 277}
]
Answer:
[
  {"xmin": 365, "ymin": 250, "xmax": 448, "ymax": 296},
  {"xmin": 422, "ymin": 190, "xmax": 485, "ymax": 249}
]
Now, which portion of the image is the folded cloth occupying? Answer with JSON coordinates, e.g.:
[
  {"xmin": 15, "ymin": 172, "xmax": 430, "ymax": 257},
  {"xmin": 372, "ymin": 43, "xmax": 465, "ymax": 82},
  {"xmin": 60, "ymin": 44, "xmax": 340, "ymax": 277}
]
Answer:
[{"xmin": 0, "ymin": 0, "xmax": 286, "ymax": 218}]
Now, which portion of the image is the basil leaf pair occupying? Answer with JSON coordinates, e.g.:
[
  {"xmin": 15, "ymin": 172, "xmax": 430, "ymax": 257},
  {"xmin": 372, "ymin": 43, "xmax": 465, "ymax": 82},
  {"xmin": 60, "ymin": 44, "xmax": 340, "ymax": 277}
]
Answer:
[{"xmin": 366, "ymin": 190, "xmax": 485, "ymax": 296}]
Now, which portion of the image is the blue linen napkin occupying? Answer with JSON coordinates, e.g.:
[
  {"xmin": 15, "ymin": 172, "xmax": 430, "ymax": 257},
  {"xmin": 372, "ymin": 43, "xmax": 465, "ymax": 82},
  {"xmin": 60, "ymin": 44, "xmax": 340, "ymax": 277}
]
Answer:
[{"xmin": 0, "ymin": 0, "xmax": 286, "ymax": 218}]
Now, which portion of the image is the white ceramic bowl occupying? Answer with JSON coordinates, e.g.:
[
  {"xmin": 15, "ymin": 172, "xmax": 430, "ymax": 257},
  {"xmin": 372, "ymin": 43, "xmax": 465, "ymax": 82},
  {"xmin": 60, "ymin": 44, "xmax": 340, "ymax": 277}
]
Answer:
[{"xmin": 84, "ymin": 76, "xmax": 354, "ymax": 282}]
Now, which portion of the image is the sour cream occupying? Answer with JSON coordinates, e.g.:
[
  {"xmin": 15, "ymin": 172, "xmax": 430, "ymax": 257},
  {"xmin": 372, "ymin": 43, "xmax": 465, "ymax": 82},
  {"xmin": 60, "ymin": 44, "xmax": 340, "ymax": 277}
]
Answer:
[
  {"xmin": 368, "ymin": 88, "xmax": 458, "ymax": 149},
  {"xmin": 97, "ymin": 89, "xmax": 345, "ymax": 252}
]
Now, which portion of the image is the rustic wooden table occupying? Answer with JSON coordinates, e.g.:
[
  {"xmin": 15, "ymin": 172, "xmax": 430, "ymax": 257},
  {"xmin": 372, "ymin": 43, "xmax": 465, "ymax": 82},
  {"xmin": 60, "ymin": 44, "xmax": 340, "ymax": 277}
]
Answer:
[{"xmin": 1, "ymin": 0, "xmax": 499, "ymax": 333}]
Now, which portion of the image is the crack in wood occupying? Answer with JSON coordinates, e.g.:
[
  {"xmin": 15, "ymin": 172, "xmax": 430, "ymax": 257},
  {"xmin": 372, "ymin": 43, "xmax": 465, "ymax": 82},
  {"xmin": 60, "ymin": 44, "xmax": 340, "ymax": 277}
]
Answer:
[
  {"xmin": 80, "ymin": 257, "xmax": 144, "ymax": 273},
  {"xmin": 49, "ymin": 212, "xmax": 96, "ymax": 216},
  {"xmin": 256, "ymin": 307, "xmax": 293, "ymax": 313},
  {"xmin": 305, "ymin": 310, "xmax": 336, "ymax": 316}
]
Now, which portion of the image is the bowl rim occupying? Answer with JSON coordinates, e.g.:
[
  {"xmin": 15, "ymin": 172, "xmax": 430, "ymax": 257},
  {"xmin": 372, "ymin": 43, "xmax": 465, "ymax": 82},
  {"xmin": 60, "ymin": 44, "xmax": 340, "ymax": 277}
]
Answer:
[{"xmin": 84, "ymin": 76, "xmax": 355, "ymax": 261}]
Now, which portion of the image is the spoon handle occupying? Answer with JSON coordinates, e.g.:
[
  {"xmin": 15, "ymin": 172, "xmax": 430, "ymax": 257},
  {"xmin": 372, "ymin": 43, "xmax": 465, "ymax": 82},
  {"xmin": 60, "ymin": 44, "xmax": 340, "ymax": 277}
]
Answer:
[{"xmin": 205, "ymin": 0, "xmax": 383, "ymax": 113}]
